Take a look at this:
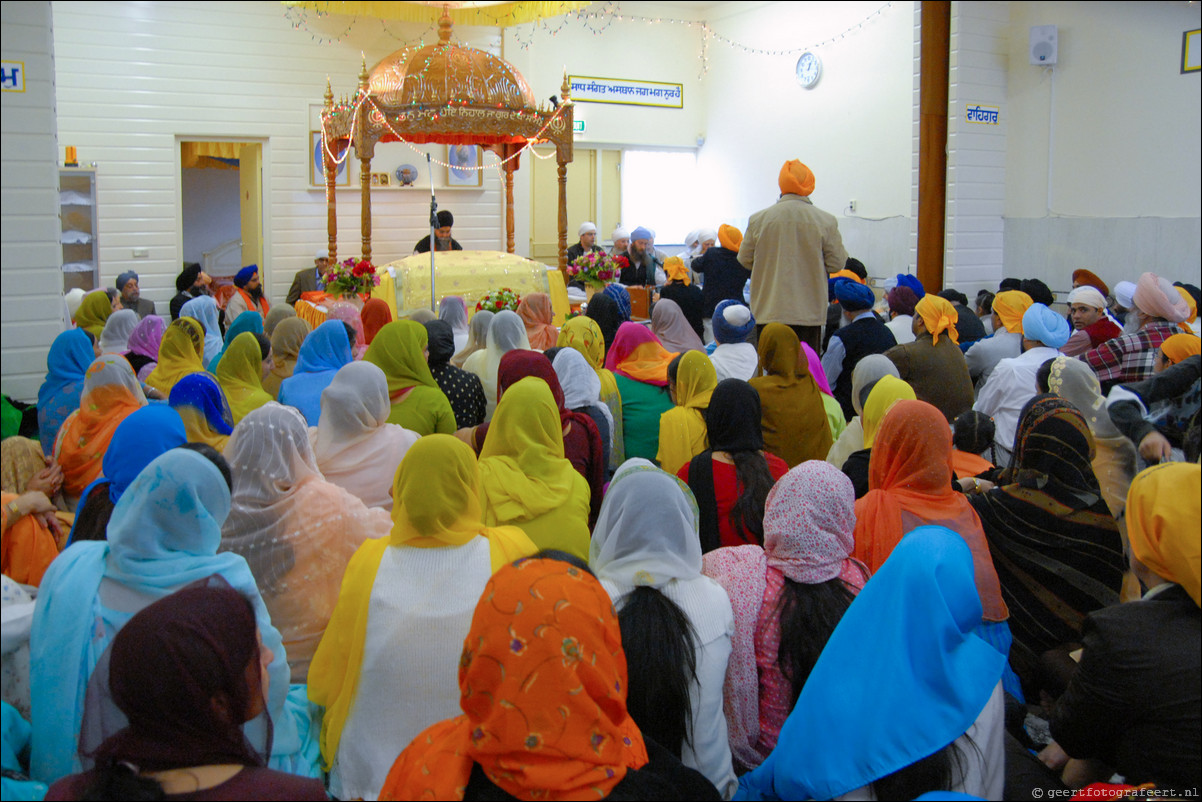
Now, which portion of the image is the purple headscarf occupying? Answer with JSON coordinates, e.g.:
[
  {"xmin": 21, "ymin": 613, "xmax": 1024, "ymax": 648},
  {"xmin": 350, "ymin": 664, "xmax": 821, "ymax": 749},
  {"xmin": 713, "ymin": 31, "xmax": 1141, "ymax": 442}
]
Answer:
[{"xmin": 126, "ymin": 315, "xmax": 166, "ymax": 360}]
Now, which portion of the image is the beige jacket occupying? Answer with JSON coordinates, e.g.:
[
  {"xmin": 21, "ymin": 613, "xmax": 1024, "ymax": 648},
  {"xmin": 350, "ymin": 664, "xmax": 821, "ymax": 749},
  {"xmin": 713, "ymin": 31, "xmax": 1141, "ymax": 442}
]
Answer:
[{"xmin": 737, "ymin": 194, "xmax": 846, "ymax": 327}]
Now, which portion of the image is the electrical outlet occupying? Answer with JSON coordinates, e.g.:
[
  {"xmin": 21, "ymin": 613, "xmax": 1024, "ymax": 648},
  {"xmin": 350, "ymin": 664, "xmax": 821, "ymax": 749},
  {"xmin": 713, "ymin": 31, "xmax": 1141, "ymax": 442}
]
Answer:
[
  {"xmin": 132, "ymin": 248, "xmax": 149, "ymax": 258},
  {"xmin": 848, "ymin": 200, "xmax": 858, "ymax": 213}
]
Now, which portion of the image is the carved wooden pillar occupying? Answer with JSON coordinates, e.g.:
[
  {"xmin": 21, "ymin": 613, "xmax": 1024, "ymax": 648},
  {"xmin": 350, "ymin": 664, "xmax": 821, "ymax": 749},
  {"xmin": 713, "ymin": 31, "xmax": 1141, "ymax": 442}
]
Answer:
[
  {"xmin": 360, "ymin": 156, "xmax": 372, "ymax": 263},
  {"xmin": 557, "ymin": 159, "xmax": 568, "ymax": 280},
  {"xmin": 504, "ymin": 159, "xmax": 516, "ymax": 254},
  {"xmin": 323, "ymin": 81, "xmax": 337, "ymax": 264},
  {"xmin": 918, "ymin": 0, "xmax": 950, "ymax": 291}
]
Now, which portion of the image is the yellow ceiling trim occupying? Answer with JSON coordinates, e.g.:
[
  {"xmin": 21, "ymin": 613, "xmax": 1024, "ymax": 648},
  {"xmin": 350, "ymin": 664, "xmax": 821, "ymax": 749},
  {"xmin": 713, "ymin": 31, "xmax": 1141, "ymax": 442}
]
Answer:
[{"xmin": 281, "ymin": 1, "xmax": 591, "ymax": 27}]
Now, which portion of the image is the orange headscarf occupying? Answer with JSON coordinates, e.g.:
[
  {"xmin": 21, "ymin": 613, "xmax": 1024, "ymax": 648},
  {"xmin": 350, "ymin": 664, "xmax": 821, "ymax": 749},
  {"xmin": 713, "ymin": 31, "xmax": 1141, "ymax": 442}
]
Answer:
[
  {"xmin": 516, "ymin": 292, "xmax": 559, "ymax": 351},
  {"xmin": 56, "ymin": 355, "xmax": 146, "ymax": 496},
  {"xmin": 361, "ymin": 298, "xmax": 393, "ymax": 345},
  {"xmin": 664, "ymin": 256, "xmax": 690, "ymax": 285},
  {"xmin": 718, "ymin": 224, "xmax": 743, "ymax": 252},
  {"xmin": 1161, "ymin": 333, "xmax": 1201, "ymax": 365},
  {"xmin": 0, "ymin": 491, "xmax": 60, "ymax": 585},
  {"xmin": 1126, "ymin": 462, "xmax": 1201, "ymax": 606},
  {"xmin": 603, "ymin": 322, "xmax": 677, "ymax": 387},
  {"xmin": 380, "ymin": 558, "xmax": 649, "ymax": 801},
  {"xmin": 1072, "ymin": 269, "xmax": 1109, "ymax": 297},
  {"xmin": 991, "ymin": 290, "xmax": 1033, "ymax": 335},
  {"xmin": 778, "ymin": 159, "xmax": 815, "ymax": 197},
  {"xmin": 829, "ymin": 268, "xmax": 865, "ymax": 285},
  {"xmin": 915, "ymin": 294, "xmax": 960, "ymax": 345},
  {"xmin": 853, "ymin": 400, "xmax": 1008, "ymax": 622}
]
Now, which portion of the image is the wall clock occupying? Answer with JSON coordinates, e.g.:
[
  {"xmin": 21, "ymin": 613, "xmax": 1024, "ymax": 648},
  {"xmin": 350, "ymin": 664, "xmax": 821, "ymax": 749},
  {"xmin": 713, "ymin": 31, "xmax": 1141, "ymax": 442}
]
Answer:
[{"xmin": 796, "ymin": 52, "xmax": 822, "ymax": 89}]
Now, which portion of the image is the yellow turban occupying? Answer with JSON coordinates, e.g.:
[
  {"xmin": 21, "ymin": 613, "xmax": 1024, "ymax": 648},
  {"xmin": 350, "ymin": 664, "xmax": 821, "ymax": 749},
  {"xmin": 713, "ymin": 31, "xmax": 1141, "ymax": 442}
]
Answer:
[
  {"xmin": 1161, "ymin": 333, "xmax": 1201, "ymax": 365},
  {"xmin": 718, "ymin": 224, "xmax": 743, "ymax": 252},
  {"xmin": 1126, "ymin": 462, "xmax": 1201, "ymax": 605},
  {"xmin": 1177, "ymin": 286, "xmax": 1197, "ymax": 331},
  {"xmin": 778, "ymin": 159, "xmax": 815, "ymax": 197},
  {"xmin": 664, "ymin": 256, "xmax": 690, "ymax": 285},
  {"xmin": 991, "ymin": 290, "xmax": 1033, "ymax": 335},
  {"xmin": 915, "ymin": 294, "xmax": 959, "ymax": 345},
  {"xmin": 830, "ymin": 268, "xmax": 865, "ymax": 285}
]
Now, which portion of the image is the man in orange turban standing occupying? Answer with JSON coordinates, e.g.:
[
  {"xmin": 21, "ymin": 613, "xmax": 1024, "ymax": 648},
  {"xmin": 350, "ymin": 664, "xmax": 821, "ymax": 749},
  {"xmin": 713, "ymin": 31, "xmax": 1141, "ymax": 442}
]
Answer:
[{"xmin": 738, "ymin": 160, "xmax": 847, "ymax": 352}]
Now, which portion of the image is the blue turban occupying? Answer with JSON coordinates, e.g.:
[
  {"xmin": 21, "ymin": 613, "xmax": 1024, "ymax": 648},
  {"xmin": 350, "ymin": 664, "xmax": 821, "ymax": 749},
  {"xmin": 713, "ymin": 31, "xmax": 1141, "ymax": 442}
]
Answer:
[
  {"xmin": 713, "ymin": 299, "xmax": 756, "ymax": 344},
  {"xmin": 116, "ymin": 271, "xmax": 138, "ymax": 291},
  {"xmin": 834, "ymin": 279, "xmax": 875, "ymax": 311},
  {"xmin": 896, "ymin": 274, "xmax": 925, "ymax": 299},
  {"xmin": 234, "ymin": 264, "xmax": 259, "ymax": 288},
  {"xmin": 1021, "ymin": 303, "xmax": 1071, "ymax": 349},
  {"xmin": 601, "ymin": 284, "xmax": 632, "ymax": 321},
  {"xmin": 630, "ymin": 226, "xmax": 653, "ymax": 243}
]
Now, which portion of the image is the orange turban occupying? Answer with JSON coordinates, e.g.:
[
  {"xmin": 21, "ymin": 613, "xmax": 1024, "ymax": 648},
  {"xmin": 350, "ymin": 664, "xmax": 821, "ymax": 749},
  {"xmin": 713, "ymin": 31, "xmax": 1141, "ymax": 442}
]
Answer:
[
  {"xmin": 915, "ymin": 294, "xmax": 959, "ymax": 345},
  {"xmin": 1072, "ymin": 269, "xmax": 1109, "ymax": 297},
  {"xmin": 718, "ymin": 224, "xmax": 743, "ymax": 252},
  {"xmin": 1161, "ymin": 333, "xmax": 1201, "ymax": 365},
  {"xmin": 991, "ymin": 290, "xmax": 1033, "ymax": 335},
  {"xmin": 664, "ymin": 256, "xmax": 690, "ymax": 285},
  {"xmin": 830, "ymin": 268, "xmax": 865, "ymax": 285},
  {"xmin": 1126, "ymin": 463, "xmax": 1201, "ymax": 606},
  {"xmin": 779, "ymin": 159, "xmax": 815, "ymax": 197}
]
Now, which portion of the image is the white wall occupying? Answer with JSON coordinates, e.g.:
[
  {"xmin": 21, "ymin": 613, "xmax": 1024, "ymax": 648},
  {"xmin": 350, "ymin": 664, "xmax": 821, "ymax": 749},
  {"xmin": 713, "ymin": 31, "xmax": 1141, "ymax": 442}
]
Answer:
[
  {"xmin": 1, "ymin": 1, "xmax": 62, "ymax": 401},
  {"xmin": 181, "ymin": 167, "xmax": 240, "ymax": 264}
]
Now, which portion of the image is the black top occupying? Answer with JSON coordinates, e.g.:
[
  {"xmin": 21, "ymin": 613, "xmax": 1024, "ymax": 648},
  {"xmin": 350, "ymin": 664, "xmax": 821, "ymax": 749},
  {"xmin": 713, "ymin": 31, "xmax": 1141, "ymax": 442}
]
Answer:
[
  {"xmin": 462, "ymin": 736, "xmax": 722, "ymax": 801},
  {"xmin": 567, "ymin": 242, "xmax": 604, "ymax": 263},
  {"xmin": 658, "ymin": 283, "xmax": 705, "ymax": 341},
  {"xmin": 47, "ymin": 766, "xmax": 327, "ymax": 801},
  {"xmin": 431, "ymin": 363, "xmax": 488, "ymax": 429},
  {"xmin": 1051, "ymin": 584, "xmax": 1201, "ymax": 791},
  {"xmin": 170, "ymin": 291, "xmax": 194, "ymax": 321},
  {"xmin": 619, "ymin": 254, "xmax": 657, "ymax": 287},
  {"xmin": 829, "ymin": 315, "xmax": 898, "ymax": 421},
  {"xmin": 952, "ymin": 302, "xmax": 987, "ymax": 344},
  {"xmin": 1110, "ymin": 354, "xmax": 1201, "ymax": 454},
  {"xmin": 691, "ymin": 246, "xmax": 749, "ymax": 318},
  {"xmin": 414, "ymin": 235, "xmax": 464, "ymax": 253},
  {"xmin": 840, "ymin": 448, "xmax": 872, "ymax": 499}
]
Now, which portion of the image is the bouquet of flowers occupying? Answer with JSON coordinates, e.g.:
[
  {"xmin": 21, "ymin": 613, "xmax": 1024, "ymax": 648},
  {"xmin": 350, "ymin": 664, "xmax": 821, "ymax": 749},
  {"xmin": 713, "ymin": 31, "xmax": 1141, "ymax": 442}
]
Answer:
[
  {"xmin": 323, "ymin": 257, "xmax": 381, "ymax": 297},
  {"xmin": 567, "ymin": 251, "xmax": 624, "ymax": 289},
  {"xmin": 476, "ymin": 287, "xmax": 522, "ymax": 313}
]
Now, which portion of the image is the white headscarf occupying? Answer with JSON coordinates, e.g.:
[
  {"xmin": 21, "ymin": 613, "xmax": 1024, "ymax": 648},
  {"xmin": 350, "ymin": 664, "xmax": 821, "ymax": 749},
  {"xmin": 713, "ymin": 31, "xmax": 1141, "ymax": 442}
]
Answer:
[
  {"xmin": 98, "ymin": 309, "xmax": 140, "ymax": 354},
  {"xmin": 179, "ymin": 295, "xmax": 223, "ymax": 366},
  {"xmin": 452, "ymin": 309, "xmax": 493, "ymax": 369},
  {"xmin": 465, "ymin": 310, "xmax": 530, "ymax": 420},
  {"xmin": 551, "ymin": 347, "xmax": 614, "ymax": 450},
  {"xmin": 310, "ymin": 362, "xmax": 419, "ymax": 511}
]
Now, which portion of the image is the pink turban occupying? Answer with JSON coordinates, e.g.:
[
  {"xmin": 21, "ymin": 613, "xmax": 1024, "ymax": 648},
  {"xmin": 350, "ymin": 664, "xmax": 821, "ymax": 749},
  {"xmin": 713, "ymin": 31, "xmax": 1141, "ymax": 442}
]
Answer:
[{"xmin": 1134, "ymin": 272, "xmax": 1190, "ymax": 323}]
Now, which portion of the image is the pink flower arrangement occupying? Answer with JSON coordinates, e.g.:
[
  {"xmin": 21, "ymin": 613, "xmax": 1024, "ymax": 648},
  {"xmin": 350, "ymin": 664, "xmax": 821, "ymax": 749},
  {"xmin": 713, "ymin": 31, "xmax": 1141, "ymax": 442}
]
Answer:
[
  {"xmin": 323, "ymin": 257, "xmax": 381, "ymax": 297},
  {"xmin": 567, "ymin": 251, "xmax": 623, "ymax": 289}
]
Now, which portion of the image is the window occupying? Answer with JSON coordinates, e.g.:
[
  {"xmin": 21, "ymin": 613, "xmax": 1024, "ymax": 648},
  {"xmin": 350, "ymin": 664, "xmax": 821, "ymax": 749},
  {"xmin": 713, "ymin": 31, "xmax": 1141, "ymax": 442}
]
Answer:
[{"xmin": 619, "ymin": 149, "xmax": 702, "ymax": 247}]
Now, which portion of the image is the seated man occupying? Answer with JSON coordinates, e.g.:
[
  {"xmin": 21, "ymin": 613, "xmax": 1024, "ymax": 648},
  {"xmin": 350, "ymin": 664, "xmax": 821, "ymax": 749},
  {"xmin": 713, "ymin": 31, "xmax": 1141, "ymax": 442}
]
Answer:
[
  {"xmin": 965, "ymin": 289, "xmax": 1033, "ymax": 388},
  {"xmin": 1062, "ymin": 285, "xmax": 1121, "ymax": 357},
  {"xmin": 170, "ymin": 263, "xmax": 212, "ymax": 320},
  {"xmin": 566, "ymin": 221, "xmax": 604, "ymax": 264},
  {"xmin": 619, "ymin": 226, "xmax": 659, "ymax": 287},
  {"xmin": 225, "ymin": 264, "xmax": 271, "ymax": 319},
  {"xmin": 1084, "ymin": 272, "xmax": 1189, "ymax": 394},
  {"xmin": 413, "ymin": 210, "xmax": 463, "ymax": 253},
  {"xmin": 822, "ymin": 279, "xmax": 896, "ymax": 421},
  {"xmin": 938, "ymin": 288, "xmax": 986, "ymax": 344},
  {"xmin": 708, "ymin": 301, "xmax": 758, "ymax": 382},
  {"xmin": 609, "ymin": 225, "xmax": 630, "ymax": 258},
  {"xmin": 883, "ymin": 285, "xmax": 919, "ymax": 346},
  {"xmin": 884, "ymin": 294, "xmax": 975, "ymax": 422},
  {"xmin": 287, "ymin": 248, "xmax": 329, "ymax": 306},
  {"xmin": 115, "ymin": 271, "xmax": 155, "ymax": 318}
]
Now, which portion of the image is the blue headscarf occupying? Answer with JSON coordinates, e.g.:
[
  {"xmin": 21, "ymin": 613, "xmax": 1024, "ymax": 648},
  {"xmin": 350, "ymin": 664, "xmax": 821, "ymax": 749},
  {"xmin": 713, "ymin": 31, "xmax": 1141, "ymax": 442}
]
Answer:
[
  {"xmin": 169, "ymin": 373, "xmax": 234, "ymax": 438},
  {"xmin": 36, "ymin": 329, "xmax": 95, "ymax": 453},
  {"xmin": 234, "ymin": 264, "xmax": 258, "ymax": 288},
  {"xmin": 207, "ymin": 310, "xmax": 264, "ymax": 372},
  {"xmin": 896, "ymin": 273, "xmax": 926, "ymax": 299},
  {"xmin": 29, "ymin": 448, "xmax": 314, "ymax": 782},
  {"xmin": 179, "ymin": 295, "xmax": 223, "ymax": 366},
  {"xmin": 736, "ymin": 526, "xmax": 1006, "ymax": 801},
  {"xmin": 278, "ymin": 320, "xmax": 352, "ymax": 425},
  {"xmin": 834, "ymin": 278, "xmax": 876, "ymax": 311},
  {"xmin": 1021, "ymin": 303, "xmax": 1071, "ymax": 349},
  {"xmin": 601, "ymin": 284, "xmax": 632, "ymax": 322}
]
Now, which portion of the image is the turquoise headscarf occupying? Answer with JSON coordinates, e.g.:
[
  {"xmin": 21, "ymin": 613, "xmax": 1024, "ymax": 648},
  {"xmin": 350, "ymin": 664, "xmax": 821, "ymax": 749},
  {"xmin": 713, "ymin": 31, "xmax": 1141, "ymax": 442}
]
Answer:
[
  {"xmin": 208, "ymin": 310, "xmax": 264, "ymax": 372},
  {"xmin": 179, "ymin": 295, "xmax": 223, "ymax": 366},
  {"xmin": 36, "ymin": 329, "xmax": 95, "ymax": 453},
  {"xmin": 278, "ymin": 320, "xmax": 353, "ymax": 425}
]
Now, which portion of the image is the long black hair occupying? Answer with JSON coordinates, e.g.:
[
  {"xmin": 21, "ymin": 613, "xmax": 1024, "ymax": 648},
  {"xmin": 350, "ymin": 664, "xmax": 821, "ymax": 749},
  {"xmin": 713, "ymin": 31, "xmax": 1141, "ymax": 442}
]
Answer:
[
  {"xmin": 617, "ymin": 586, "xmax": 698, "ymax": 757},
  {"xmin": 871, "ymin": 741, "xmax": 966, "ymax": 801},
  {"xmin": 952, "ymin": 410, "xmax": 998, "ymax": 468},
  {"xmin": 775, "ymin": 576, "xmax": 856, "ymax": 707},
  {"xmin": 707, "ymin": 379, "xmax": 775, "ymax": 544}
]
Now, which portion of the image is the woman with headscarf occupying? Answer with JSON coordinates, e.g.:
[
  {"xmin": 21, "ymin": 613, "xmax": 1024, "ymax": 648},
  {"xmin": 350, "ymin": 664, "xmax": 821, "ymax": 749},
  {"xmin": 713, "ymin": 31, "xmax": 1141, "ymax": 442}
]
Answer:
[
  {"xmin": 424, "ymin": 319, "xmax": 486, "ymax": 429},
  {"xmin": 660, "ymin": 257, "xmax": 706, "ymax": 342},
  {"xmin": 206, "ymin": 310, "xmax": 264, "ymax": 373},
  {"xmin": 309, "ymin": 435, "xmax": 537, "ymax": 801},
  {"xmin": 37, "ymin": 329, "xmax": 96, "ymax": 455},
  {"xmin": 67, "ymin": 406, "xmax": 187, "ymax": 544},
  {"xmin": 169, "ymin": 373, "xmax": 235, "ymax": 452},
  {"xmin": 179, "ymin": 295, "xmax": 224, "ymax": 367},
  {"xmin": 30, "ymin": 447, "xmax": 320, "ymax": 784},
  {"xmin": 224, "ymin": 265, "xmax": 270, "ymax": 320},
  {"xmin": 839, "ymin": 374, "xmax": 917, "ymax": 498},
  {"xmin": 262, "ymin": 316, "xmax": 310, "ymax": 399},
  {"xmin": 652, "ymin": 297, "xmax": 705, "ymax": 354},
  {"xmin": 799, "ymin": 340, "xmax": 846, "ymax": 443},
  {"xmin": 657, "ymin": 351, "xmax": 717, "ymax": 475},
  {"xmin": 737, "ymin": 526, "xmax": 1006, "ymax": 801},
  {"xmin": 143, "ymin": 317, "xmax": 206, "ymax": 397},
  {"xmin": 45, "ymin": 581, "xmax": 328, "ymax": 801},
  {"xmin": 551, "ymin": 346, "xmax": 615, "ymax": 471},
  {"xmin": 478, "ymin": 377, "xmax": 591, "ymax": 559},
  {"xmin": 702, "ymin": 461, "xmax": 869, "ymax": 770},
  {"xmin": 263, "ymin": 302, "xmax": 296, "ymax": 337},
  {"xmin": 749, "ymin": 323, "xmax": 833, "ymax": 468},
  {"xmin": 54, "ymin": 355, "xmax": 147, "ymax": 505},
  {"xmin": 558, "ymin": 315, "xmax": 625, "ymax": 469},
  {"xmin": 74, "ymin": 291, "xmax": 112, "ymax": 339},
  {"xmin": 279, "ymin": 319, "xmax": 353, "ymax": 425},
  {"xmin": 363, "ymin": 320, "xmax": 456, "ymax": 436},
  {"xmin": 327, "ymin": 301, "xmax": 367, "ymax": 359},
  {"xmin": 679, "ymin": 379, "xmax": 790, "ymax": 552},
  {"xmin": 968, "ymin": 395, "xmax": 1124, "ymax": 687},
  {"xmin": 450, "ymin": 308, "xmax": 491, "ymax": 368},
  {"xmin": 437, "ymin": 295, "xmax": 470, "ymax": 352},
  {"xmin": 601, "ymin": 283, "xmax": 633, "ymax": 323},
  {"xmin": 584, "ymin": 290, "xmax": 623, "ymax": 355},
  {"xmin": 378, "ymin": 557, "xmax": 719, "ymax": 802},
  {"xmin": 221, "ymin": 402, "xmax": 390, "ymax": 682},
  {"xmin": 309, "ymin": 362, "xmax": 419, "ymax": 511},
  {"xmin": 589, "ymin": 459, "xmax": 737, "ymax": 798},
  {"xmin": 215, "ymin": 331, "xmax": 273, "ymax": 424},
  {"xmin": 2, "ymin": 477, "xmax": 62, "ymax": 586},
  {"xmin": 825, "ymin": 354, "xmax": 900, "ymax": 470},
  {"xmin": 462, "ymin": 310, "xmax": 530, "ymax": 421},
  {"xmin": 123, "ymin": 314, "xmax": 165, "ymax": 381},
  {"xmin": 606, "ymin": 322, "xmax": 677, "ymax": 462},
  {"xmin": 97, "ymin": 309, "xmax": 138, "ymax": 355},
  {"xmin": 516, "ymin": 291, "xmax": 558, "ymax": 351}
]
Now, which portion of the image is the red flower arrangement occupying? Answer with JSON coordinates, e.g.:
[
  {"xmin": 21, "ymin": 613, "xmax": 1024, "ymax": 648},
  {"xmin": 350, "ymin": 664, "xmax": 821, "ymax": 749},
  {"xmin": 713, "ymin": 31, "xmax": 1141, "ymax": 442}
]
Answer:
[
  {"xmin": 567, "ymin": 251, "xmax": 623, "ymax": 289},
  {"xmin": 323, "ymin": 257, "xmax": 381, "ymax": 297},
  {"xmin": 475, "ymin": 287, "xmax": 522, "ymax": 313}
]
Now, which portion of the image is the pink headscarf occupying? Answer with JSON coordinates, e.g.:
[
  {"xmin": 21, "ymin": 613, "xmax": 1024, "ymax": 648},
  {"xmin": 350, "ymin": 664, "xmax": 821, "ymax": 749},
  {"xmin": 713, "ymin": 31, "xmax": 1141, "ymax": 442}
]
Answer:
[
  {"xmin": 1134, "ymin": 272, "xmax": 1190, "ymax": 323},
  {"xmin": 327, "ymin": 302, "xmax": 367, "ymax": 359},
  {"xmin": 799, "ymin": 342, "xmax": 832, "ymax": 396}
]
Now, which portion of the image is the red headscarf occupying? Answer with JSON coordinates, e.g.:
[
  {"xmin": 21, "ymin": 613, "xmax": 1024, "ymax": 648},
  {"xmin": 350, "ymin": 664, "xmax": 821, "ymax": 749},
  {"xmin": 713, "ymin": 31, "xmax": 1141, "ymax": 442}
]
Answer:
[{"xmin": 360, "ymin": 298, "xmax": 393, "ymax": 345}]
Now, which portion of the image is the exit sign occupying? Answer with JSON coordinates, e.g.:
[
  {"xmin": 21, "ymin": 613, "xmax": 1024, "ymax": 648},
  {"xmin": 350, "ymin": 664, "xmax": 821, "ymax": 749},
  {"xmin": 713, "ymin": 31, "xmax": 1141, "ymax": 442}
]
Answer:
[{"xmin": 572, "ymin": 119, "xmax": 585, "ymax": 134}]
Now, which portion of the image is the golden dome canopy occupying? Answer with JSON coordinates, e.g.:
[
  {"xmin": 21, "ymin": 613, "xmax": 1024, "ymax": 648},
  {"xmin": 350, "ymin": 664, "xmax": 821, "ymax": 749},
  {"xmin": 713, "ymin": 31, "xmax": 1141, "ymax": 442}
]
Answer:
[{"xmin": 368, "ymin": 15, "xmax": 536, "ymax": 112}]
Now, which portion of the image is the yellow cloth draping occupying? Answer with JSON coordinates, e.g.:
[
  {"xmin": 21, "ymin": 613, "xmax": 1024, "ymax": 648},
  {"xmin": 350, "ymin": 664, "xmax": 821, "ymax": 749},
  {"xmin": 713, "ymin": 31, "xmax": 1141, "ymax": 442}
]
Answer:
[
  {"xmin": 145, "ymin": 318, "xmax": 206, "ymax": 396},
  {"xmin": 215, "ymin": 332, "xmax": 273, "ymax": 423},
  {"xmin": 657, "ymin": 351, "xmax": 716, "ymax": 475},
  {"xmin": 1126, "ymin": 462, "xmax": 1201, "ymax": 606},
  {"xmin": 916, "ymin": 294, "xmax": 960, "ymax": 345},
  {"xmin": 364, "ymin": 320, "xmax": 438, "ymax": 394},
  {"xmin": 992, "ymin": 290, "xmax": 1034, "ymax": 335},
  {"xmin": 861, "ymin": 375, "xmax": 917, "ymax": 449},
  {"xmin": 557, "ymin": 316, "xmax": 625, "ymax": 467},
  {"xmin": 1161, "ymin": 333, "xmax": 1201, "ymax": 365},
  {"xmin": 282, "ymin": 0, "xmax": 591, "ymax": 27},
  {"xmin": 749, "ymin": 323, "xmax": 835, "ymax": 467},
  {"xmin": 74, "ymin": 292, "xmax": 112, "ymax": 338}
]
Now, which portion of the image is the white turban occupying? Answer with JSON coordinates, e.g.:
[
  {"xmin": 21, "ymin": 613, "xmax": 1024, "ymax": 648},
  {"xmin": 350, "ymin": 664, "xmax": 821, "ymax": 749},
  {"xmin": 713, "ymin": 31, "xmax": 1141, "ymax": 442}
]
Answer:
[
  {"xmin": 315, "ymin": 248, "xmax": 329, "ymax": 259},
  {"xmin": 1067, "ymin": 286, "xmax": 1106, "ymax": 309},
  {"xmin": 578, "ymin": 221, "xmax": 597, "ymax": 237},
  {"xmin": 1114, "ymin": 281, "xmax": 1137, "ymax": 310},
  {"xmin": 612, "ymin": 226, "xmax": 630, "ymax": 241}
]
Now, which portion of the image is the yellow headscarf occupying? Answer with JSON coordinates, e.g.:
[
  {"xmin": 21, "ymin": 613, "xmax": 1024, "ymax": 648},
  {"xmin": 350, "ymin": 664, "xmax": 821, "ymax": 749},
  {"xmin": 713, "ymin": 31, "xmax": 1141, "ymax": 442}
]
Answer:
[
  {"xmin": 75, "ymin": 291, "xmax": 112, "ymax": 338},
  {"xmin": 992, "ymin": 290, "xmax": 1033, "ymax": 335},
  {"xmin": 1161, "ymin": 333, "xmax": 1201, "ymax": 365},
  {"xmin": 308, "ymin": 434, "xmax": 536, "ymax": 770},
  {"xmin": 363, "ymin": 320, "xmax": 438, "ymax": 394},
  {"xmin": 1177, "ymin": 286, "xmax": 1197, "ymax": 331},
  {"xmin": 1126, "ymin": 462, "xmax": 1201, "ymax": 605},
  {"xmin": 862, "ymin": 374, "xmax": 917, "ymax": 448},
  {"xmin": 664, "ymin": 256, "xmax": 691, "ymax": 285},
  {"xmin": 657, "ymin": 351, "xmax": 716, "ymax": 475},
  {"xmin": 718, "ymin": 224, "xmax": 743, "ymax": 252},
  {"xmin": 215, "ymin": 332, "xmax": 272, "ymax": 423},
  {"xmin": 916, "ymin": 294, "xmax": 960, "ymax": 345},
  {"xmin": 779, "ymin": 159, "xmax": 815, "ymax": 197},
  {"xmin": 145, "ymin": 318, "xmax": 206, "ymax": 395},
  {"xmin": 558, "ymin": 315, "xmax": 619, "ymax": 398}
]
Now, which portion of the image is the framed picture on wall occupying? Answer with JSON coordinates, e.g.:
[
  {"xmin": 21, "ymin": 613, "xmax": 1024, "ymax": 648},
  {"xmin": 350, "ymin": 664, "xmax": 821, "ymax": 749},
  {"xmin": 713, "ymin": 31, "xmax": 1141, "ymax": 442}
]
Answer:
[
  {"xmin": 311, "ymin": 131, "xmax": 351, "ymax": 187},
  {"xmin": 446, "ymin": 144, "xmax": 483, "ymax": 187},
  {"xmin": 1184, "ymin": 29, "xmax": 1201, "ymax": 74}
]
